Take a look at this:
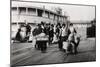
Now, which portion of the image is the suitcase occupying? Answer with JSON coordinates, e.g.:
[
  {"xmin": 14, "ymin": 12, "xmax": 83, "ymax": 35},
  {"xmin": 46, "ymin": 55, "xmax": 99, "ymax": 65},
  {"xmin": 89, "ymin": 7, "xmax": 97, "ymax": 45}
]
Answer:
[
  {"xmin": 63, "ymin": 41, "xmax": 72, "ymax": 53},
  {"xmin": 63, "ymin": 41, "xmax": 69, "ymax": 50}
]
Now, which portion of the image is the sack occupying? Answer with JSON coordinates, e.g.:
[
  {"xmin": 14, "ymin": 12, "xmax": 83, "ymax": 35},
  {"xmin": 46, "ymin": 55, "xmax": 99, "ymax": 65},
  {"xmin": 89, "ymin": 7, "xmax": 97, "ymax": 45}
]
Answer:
[
  {"xmin": 38, "ymin": 33, "xmax": 46, "ymax": 37},
  {"xmin": 63, "ymin": 41, "xmax": 69, "ymax": 50},
  {"xmin": 36, "ymin": 37, "xmax": 48, "ymax": 41}
]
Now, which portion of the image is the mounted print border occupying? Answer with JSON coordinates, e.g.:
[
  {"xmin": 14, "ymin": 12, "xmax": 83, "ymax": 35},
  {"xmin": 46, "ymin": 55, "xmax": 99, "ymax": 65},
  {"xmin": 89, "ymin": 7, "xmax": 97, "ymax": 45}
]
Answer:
[{"xmin": 10, "ymin": 0, "xmax": 96, "ymax": 67}]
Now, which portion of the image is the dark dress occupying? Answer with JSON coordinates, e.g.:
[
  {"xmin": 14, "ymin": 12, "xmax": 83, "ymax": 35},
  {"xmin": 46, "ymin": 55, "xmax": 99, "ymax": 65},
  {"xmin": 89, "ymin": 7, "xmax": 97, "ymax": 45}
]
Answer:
[{"xmin": 15, "ymin": 29, "xmax": 22, "ymax": 41}]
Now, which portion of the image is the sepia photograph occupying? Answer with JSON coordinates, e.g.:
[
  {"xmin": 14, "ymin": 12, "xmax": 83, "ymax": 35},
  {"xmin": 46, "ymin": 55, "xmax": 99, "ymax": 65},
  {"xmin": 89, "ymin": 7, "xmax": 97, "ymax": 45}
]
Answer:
[{"xmin": 10, "ymin": 0, "xmax": 96, "ymax": 67}]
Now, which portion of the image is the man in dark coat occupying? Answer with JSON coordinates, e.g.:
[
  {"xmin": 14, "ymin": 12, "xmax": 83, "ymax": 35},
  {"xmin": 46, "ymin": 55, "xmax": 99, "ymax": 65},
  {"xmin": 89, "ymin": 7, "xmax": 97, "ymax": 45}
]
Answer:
[
  {"xmin": 32, "ymin": 24, "xmax": 43, "ymax": 50},
  {"xmin": 56, "ymin": 23, "xmax": 63, "ymax": 51},
  {"xmin": 49, "ymin": 24, "xmax": 54, "ymax": 44},
  {"xmin": 26, "ymin": 24, "xmax": 31, "ymax": 35}
]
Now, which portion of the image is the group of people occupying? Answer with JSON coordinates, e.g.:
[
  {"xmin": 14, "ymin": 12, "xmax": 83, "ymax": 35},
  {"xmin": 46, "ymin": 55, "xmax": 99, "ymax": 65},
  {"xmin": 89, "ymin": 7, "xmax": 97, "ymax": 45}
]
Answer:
[
  {"xmin": 32, "ymin": 22, "xmax": 80, "ymax": 54},
  {"xmin": 15, "ymin": 23, "xmax": 31, "ymax": 42},
  {"xmin": 32, "ymin": 22, "xmax": 53, "ymax": 53},
  {"xmin": 15, "ymin": 21, "xmax": 80, "ymax": 54}
]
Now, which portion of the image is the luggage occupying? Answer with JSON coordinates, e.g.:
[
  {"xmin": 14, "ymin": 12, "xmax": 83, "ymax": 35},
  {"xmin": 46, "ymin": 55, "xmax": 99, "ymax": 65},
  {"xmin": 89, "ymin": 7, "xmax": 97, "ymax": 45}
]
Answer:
[
  {"xmin": 35, "ymin": 33, "xmax": 48, "ymax": 41},
  {"xmin": 63, "ymin": 41, "xmax": 73, "ymax": 53},
  {"xmin": 63, "ymin": 41, "xmax": 69, "ymax": 50}
]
